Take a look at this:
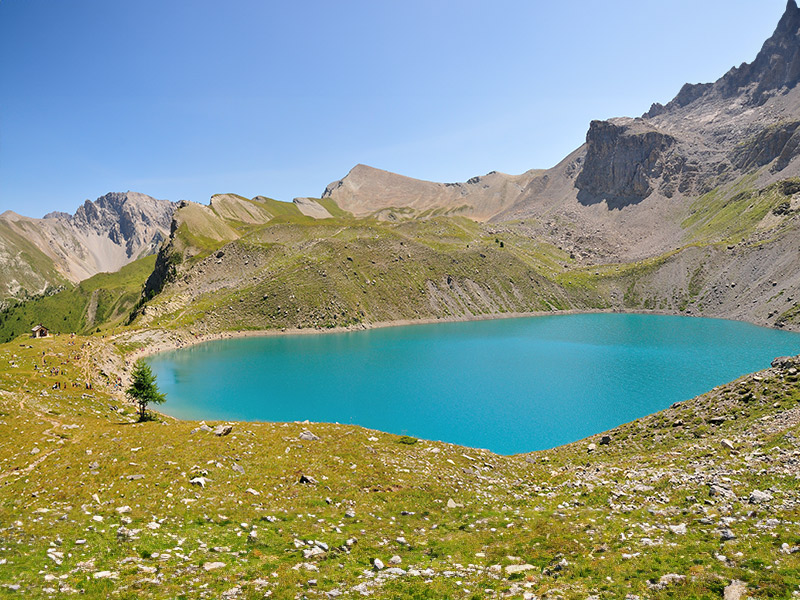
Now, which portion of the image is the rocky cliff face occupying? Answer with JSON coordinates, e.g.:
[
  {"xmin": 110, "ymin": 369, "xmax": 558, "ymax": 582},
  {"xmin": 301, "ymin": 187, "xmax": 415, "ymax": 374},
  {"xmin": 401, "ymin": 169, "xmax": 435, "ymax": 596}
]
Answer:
[
  {"xmin": 574, "ymin": 0, "xmax": 800, "ymax": 213},
  {"xmin": 574, "ymin": 119, "xmax": 682, "ymax": 208},
  {"xmin": 0, "ymin": 192, "xmax": 175, "ymax": 301},
  {"xmin": 314, "ymin": 3, "xmax": 800, "ymax": 261}
]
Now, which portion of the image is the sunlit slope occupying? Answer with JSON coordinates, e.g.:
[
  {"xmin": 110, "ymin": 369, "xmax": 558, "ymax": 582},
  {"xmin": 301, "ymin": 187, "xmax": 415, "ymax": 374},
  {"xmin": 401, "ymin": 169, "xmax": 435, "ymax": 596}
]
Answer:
[
  {"xmin": 135, "ymin": 202, "xmax": 576, "ymax": 332},
  {"xmin": 0, "ymin": 255, "xmax": 156, "ymax": 342}
]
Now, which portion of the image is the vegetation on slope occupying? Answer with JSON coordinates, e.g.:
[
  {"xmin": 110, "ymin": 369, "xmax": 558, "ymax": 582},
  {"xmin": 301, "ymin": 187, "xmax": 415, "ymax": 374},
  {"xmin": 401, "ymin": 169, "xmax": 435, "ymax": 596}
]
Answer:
[
  {"xmin": 0, "ymin": 255, "xmax": 156, "ymax": 343},
  {"xmin": 0, "ymin": 334, "xmax": 799, "ymax": 598},
  {"xmin": 133, "ymin": 203, "xmax": 579, "ymax": 333},
  {"xmin": 682, "ymin": 176, "xmax": 800, "ymax": 245},
  {"xmin": 0, "ymin": 220, "xmax": 67, "ymax": 304}
]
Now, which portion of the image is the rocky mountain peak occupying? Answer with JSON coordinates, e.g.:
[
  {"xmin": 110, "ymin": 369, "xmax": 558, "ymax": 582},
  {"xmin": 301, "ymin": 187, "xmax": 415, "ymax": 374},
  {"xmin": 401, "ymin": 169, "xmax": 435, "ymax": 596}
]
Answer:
[
  {"xmin": 0, "ymin": 191, "xmax": 176, "ymax": 298},
  {"xmin": 739, "ymin": 0, "xmax": 800, "ymax": 100},
  {"xmin": 645, "ymin": 2, "xmax": 800, "ymax": 118}
]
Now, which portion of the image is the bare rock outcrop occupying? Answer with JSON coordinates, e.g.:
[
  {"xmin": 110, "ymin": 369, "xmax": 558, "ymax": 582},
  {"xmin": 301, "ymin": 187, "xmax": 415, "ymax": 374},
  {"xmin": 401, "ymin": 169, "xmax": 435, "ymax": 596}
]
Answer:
[
  {"xmin": 574, "ymin": 119, "xmax": 682, "ymax": 208},
  {"xmin": 0, "ymin": 192, "xmax": 175, "ymax": 301}
]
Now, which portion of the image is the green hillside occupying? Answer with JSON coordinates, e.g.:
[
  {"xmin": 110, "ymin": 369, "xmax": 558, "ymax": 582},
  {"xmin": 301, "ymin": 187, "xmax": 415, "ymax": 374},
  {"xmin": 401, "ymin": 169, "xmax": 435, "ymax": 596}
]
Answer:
[
  {"xmin": 0, "ymin": 220, "xmax": 67, "ymax": 304},
  {"xmin": 0, "ymin": 333, "xmax": 798, "ymax": 598},
  {"xmin": 0, "ymin": 255, "xmax": 156, "ymax": 342}
]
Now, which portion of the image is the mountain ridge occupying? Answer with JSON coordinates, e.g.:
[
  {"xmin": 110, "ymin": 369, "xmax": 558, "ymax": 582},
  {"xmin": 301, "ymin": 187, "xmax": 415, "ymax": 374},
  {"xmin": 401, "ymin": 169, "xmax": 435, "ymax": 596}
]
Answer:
[{"xmin": 0, "ymin": 191, "xmax": 175, "ymax": 303}]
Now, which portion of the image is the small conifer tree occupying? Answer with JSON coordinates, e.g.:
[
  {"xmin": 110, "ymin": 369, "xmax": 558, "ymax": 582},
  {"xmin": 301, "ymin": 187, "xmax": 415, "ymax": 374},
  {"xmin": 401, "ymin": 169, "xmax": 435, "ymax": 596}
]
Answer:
[{"xmin": 126, "ymin": 360, "xmax": 166, "ymax": 421}]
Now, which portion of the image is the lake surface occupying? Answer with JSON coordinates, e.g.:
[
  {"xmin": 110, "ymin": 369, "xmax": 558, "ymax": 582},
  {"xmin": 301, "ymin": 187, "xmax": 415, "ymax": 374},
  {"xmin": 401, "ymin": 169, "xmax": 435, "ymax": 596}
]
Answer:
[{"xmin": 147, "ymin": 313, "xmax": 800, "ymax": 455}]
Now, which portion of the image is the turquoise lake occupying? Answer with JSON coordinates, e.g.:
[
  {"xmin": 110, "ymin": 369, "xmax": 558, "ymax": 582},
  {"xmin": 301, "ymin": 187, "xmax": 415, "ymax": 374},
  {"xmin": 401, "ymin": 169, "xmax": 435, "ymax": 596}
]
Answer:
[{"xmin": 147, "ymin": 313, "xmax": 800, "ymax": 455}]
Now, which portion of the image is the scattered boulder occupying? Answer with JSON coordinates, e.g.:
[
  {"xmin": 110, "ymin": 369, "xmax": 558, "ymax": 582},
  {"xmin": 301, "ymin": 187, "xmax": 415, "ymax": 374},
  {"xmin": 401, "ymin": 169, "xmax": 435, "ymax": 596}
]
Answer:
[
  {"xmin": 668, "ymin": 523, "xmax": 687, "ymax": 535},
  {"xmin": 719, "ymin": 528, "xmax": 736, "ymax": 541},
  {"xmin": 203, "ymin": 562, "xmax": 225, "ymax": 572},
  {"xmin": 749, "ymin": 489, "xmax": 773, "ymax": 504},
  {"xmin": 303, "ymin": 546, "xmax": 325, "ymax": 559},
  {"xmin": 724, "ymin": 580, "xmax": 747, "ymax": 600},
  {"xmin": 720, "ymin": 439, "xmax": 735, "ymax": 451},
  {"xmin": 299, "ymin": 474, "xmax": 318, "ymax": 485},
  {"xmin": 299, "ymin": 430, "xmax": 320, "ymax": 441},
  {"xmin": 587, "ymin": 443, "xmax": 597, "ymax": 453},
  {"xmin": 505, "ymin": 564, "xmax": 536, "ymax": 575},
  {"xmin": 648, "ymin": 574, "xmax": 686, "ymax": 590},
  {"xmin": 771, "ymin": 356, "xmax": 797, "ymax": 369},
  {"xmin": 92, "ymin": 571, "xmax": 117, "ymax": 580},
  {"xmin": 389, "ymin": 555, "xmax": 402, "ymax": 565},
  {"xmin": 372, "ymin": 558, "xmax": 384, "ymax": 571},
  {"xmin": 709, "ymin": 484, "xmax": 736, "ymax": 500},
  {"xmin": 190, "ymin": 476, "xmax": 208, "ymax": 488},
  {"xmin": 214, "ymin": 425, "xmax": 233, "ymax": 437},
  {"xmin": 599, "ymin": 435, "xmax": 612, "ymax": 445}
]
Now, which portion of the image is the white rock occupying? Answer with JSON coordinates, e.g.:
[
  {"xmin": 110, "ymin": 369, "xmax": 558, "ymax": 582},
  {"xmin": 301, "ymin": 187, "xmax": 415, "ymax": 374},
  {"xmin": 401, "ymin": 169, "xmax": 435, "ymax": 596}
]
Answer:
[
  {"xmin": 115, "ymin": 506, "xmax": 131, "ymax": 514},
  {"xmin": 668, "ymin": 523, "xmax": 687, "ymax": 535},
  {"xmin": 303, "ymin": 546, "xmax": 325, "ymax": 559},
  {"xmin": 92, "ymin": 571, "xmax": 117, "ymax": 579},
  {"xmin": 724, "ymin": 580, "xmax": 747, "ymax": 600},
  {"xmin": 372, "ymin": 558, "xmax": 385, "ymax": 570},
  {"xmin": 203, "ymin": 561, "xmax": 225, "ymax": 571},
  {"xmin": 749, "ymin": 490, "xmax": 773, "ymax": 504},
  {"xmin": 505, "ymin": 564, "xmax": 536, "ymax": 575}
]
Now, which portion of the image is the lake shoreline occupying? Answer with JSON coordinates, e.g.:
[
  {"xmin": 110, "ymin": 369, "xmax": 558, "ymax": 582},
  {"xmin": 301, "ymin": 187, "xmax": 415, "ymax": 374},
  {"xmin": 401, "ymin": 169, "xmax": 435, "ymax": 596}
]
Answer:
[
  {"xmin": 119, "ymin": 307, "xmax": 795, "ymax": 363},
  {"xmin": 139, "ymin": 311, "xmax": 800, "ymax": 455}
]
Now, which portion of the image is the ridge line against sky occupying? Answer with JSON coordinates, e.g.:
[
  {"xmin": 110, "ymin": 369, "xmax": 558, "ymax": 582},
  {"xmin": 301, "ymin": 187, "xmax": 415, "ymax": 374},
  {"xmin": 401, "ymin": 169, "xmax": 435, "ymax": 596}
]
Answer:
[{"xmin": 0, "ymin": 0, "xmax": 786, "ymax": 216}]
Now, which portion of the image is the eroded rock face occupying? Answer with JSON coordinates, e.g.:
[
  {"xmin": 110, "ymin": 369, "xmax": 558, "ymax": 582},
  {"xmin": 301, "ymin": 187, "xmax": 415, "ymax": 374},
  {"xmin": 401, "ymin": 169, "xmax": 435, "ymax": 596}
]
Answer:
[
  {"xmin": 575, "ymin": 119, "xmax": 681, "ymax": 208},
  {"xmin": 732, "ymin": 120, "xmax": 800, "ymax": 172},
  {"xmin": 0, "ymin": 191, "xmax": 175, "ymax": 300},
  {"xmin": 69, "ymin": 192, "xmax": 173, "ymax": 260},
  {"xmin": 724, "ymin": 0, "xmax": 800, "ymax": 104}
]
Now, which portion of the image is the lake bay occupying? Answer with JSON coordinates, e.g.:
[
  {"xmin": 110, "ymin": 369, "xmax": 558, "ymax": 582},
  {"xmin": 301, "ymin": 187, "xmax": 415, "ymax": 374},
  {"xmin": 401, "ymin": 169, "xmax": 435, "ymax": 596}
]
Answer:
[{"xmin": 147, "ymin": 313, "xmax": 800, "ymax": 454}]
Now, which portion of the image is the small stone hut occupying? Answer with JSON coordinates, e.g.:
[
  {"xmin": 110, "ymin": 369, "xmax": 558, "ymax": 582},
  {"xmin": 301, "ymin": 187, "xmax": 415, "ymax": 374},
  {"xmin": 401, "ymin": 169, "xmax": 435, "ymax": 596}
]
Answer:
[{"xmin": 31, "ymin": 324, "xmax": 49, "ymax": 338}]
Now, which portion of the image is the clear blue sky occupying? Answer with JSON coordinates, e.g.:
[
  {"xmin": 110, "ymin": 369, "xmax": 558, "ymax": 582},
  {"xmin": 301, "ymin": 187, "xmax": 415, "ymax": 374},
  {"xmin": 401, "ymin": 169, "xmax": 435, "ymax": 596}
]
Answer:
[{"xmin": 0, "ymin": 1, "xmax": 787, "ymax": 216}]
